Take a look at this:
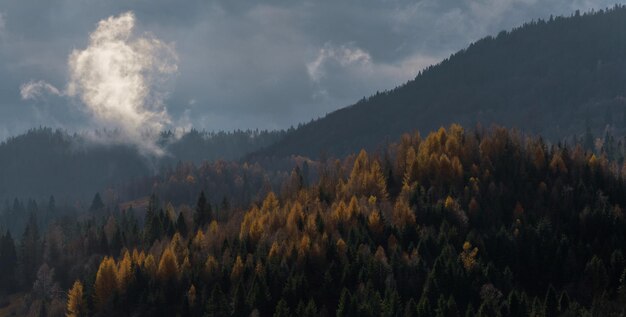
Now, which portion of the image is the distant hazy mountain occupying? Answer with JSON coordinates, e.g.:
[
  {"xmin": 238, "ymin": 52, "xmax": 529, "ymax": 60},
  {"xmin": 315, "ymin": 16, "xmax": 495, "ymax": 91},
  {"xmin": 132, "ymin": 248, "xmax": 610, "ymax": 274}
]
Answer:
[
  {"xmin": 0, "ymin": 128, "xmax": 285, "ymax": 201},
  {"xmin": 261, "ymin": 6, "xmax": 626, "ymax": 158}
]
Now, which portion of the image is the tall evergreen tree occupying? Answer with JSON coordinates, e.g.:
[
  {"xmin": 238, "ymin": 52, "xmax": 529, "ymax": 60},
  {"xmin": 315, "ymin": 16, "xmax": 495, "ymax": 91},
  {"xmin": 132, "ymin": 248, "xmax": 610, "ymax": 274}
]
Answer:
[
  {"xmin": 0, "ymin": 231, "xmax": 18, "ymax": 292},
  {"xmin": 89, "ymin": 193, "xmax": 105, "ymax": 212},
  {"xmin": 194, "ymin": 191, "xmax": 212, "ymax": 228},
  {"xmin": 20, "ymin": 213, "xmax": 41, "ymax": 287}
]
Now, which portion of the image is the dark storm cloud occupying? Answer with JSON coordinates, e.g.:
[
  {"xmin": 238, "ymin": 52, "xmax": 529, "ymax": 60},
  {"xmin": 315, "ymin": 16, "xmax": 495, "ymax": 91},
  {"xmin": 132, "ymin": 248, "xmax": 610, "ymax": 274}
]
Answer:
[{"xmin": 0, "ymin": 0, "xmax": 623, "ymax": 140}]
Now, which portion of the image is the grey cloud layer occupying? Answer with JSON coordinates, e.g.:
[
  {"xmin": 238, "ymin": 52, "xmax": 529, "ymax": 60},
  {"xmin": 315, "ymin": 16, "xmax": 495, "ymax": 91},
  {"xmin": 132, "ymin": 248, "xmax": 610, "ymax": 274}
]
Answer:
[{"xmin": 0, "ymin": 0, "xmax": 623, "ymax": 140}]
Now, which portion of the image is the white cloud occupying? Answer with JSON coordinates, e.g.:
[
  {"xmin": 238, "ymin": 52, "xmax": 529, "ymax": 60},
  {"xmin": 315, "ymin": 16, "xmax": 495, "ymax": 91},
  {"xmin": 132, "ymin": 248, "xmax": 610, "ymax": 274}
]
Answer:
[
  {"xmin": 67, "ymin": 13, "xmax": 179, "ymax": 156},
  {"xmin": 307, "ymin": 42, "xmax": 442, "ymax": 94},
  {"xmin": 20, "ymin": 80, "xmax": 63, "ymax": 100},
  {"xmin": 19, "ymin": 11, "xmax": 178, "ymax": 155},
  {"xmin": 307, "ymin": 43, "xmax": 372, "ymax": 82}
]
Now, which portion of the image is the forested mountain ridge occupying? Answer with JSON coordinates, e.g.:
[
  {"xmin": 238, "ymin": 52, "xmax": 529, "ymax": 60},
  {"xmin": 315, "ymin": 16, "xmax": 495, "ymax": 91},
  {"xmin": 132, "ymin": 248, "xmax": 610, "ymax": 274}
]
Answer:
[
  {"xmin": 0, "ymin": 128, "xmax": 285, "ymax": 202},
  {"xmin": 260, "ymin": 5, "xmax": 626, "ymax": 158},
  {"xmin": 3, "ymin": 124, "xmax": 626, "ymax": 315}
]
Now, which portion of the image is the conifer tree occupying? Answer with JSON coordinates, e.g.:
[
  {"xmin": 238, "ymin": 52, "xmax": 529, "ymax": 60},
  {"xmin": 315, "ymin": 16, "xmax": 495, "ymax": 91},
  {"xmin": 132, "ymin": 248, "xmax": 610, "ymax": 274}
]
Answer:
[
  {"xmin": 94, "ymin": 256, "xmax": 117, "ymax": 309},
  {"xmin": 274, "ymin": 298, "xmax": 291, "ymax": 317},
  {"xmin": 20, "ymin": 212, "xmax": 41, "ymax": 287},
  {"xmin": 157, "ymin": 247, "xmax": 179, "ymax": 283},
  {"xmin": 66, "ymin": 280, "xmax": 85, "ymax": 317},
  {"xmin": 544, "ymin": 285, "xmax": 559, "ymax": 317},
  {"xmin": 194, "ymin": 191, "xmax": 213, "ymax": 228}
]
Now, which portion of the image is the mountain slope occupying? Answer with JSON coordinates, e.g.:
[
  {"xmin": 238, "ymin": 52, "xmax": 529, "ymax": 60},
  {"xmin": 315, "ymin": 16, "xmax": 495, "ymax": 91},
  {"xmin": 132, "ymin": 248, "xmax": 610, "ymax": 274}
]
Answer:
[
  {"xmin": 0, "ymin": 128, "xmax": 285, "ymax": 201},
  {"xmin": 262, "ymin": 6, "xmax": 626, "ymax": 158}
]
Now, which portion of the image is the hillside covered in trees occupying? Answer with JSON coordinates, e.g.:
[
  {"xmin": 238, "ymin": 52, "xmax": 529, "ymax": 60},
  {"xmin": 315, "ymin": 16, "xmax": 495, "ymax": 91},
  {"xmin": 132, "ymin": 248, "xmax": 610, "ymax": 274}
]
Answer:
[
  {"xmin": 3, "ymin": 125, "xmax": 626, "ymax": 316},
  {"xmin": 262, "ymin": 5, "xmax": 626, "ymax": 158},
  {"xmin": 0, "ymin": 128, "xmax": 286, "ymax": 203}
]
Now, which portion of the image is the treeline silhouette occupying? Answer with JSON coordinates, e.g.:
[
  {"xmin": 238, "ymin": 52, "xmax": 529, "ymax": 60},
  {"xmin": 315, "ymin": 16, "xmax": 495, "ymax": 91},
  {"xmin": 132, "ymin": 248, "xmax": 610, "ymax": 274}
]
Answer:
[
  {"xmin": 0, "ymin": 127, "xmax": 286, "ymax": 203},
  {"xmin": 263, "ymin": 5, "xmax": 626, "ymax": 158}
]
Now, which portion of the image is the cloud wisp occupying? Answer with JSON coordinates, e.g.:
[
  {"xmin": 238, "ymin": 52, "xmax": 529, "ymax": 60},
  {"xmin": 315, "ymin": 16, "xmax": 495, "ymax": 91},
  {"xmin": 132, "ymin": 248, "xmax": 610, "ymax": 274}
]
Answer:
[
  {"xmin": 20, "ymin": 80, "xmax": 63, "ymax": 100},
  {"xmin": 21, "ymin": 11, "xmax": 178, "ymax": 155},
  {"xmin": 307, "ymin": 43, "xmax": 373, "ymax": 83}
]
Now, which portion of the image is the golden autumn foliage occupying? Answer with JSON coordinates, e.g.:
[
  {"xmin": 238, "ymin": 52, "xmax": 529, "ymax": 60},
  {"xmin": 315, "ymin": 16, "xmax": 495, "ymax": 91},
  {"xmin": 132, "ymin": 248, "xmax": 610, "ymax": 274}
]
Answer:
[
  {"xmin": 392, "ymin": 198, "xmax": 415, "ymax": 230},
  {"xmin": 286, "ymin": 202, "xmax": 305, "ymax": 235},
  {"xmin": 368, "ymin": 210, "xmax": 384, "ymax": 235},
  {"xmin": 205, "ymin": 255, "xmax": 219, "ymax": 277},
  {"xmin": 143, "ymin": 254, "xmax": 157, "ymax": 276},
  {"xmin": 181, "ymin": 256, "xmax": 191, "ymax": 272},
  {"xmin": 331, "ymin": 200, "xmax": 350, "ymax": 224},
  {"xmin": 549, "ymin": 152, "xmax": 568, "ymax": 174},
  {"xmin": 589, "ymin": 154, "xmax": 599, "ymax": 169},
  {"xmin": 374, "ymin": 246, "xmax": 388, "ymax": 265},
  {"xmin": 240, "ymin": 205, "xmax": 261, "ymax": 242},
  {"xmin": 94, "ymin": 256, "xmax": 117, "ymax": 309},
  {"xmin": 460, "ymin": 241, "xmax": 479, "ymax": 271},
  {"xmin": 157, "ymin": 247, "xmax": 179, "ymax": 282},
  {"xmin": 255, "ymin": 262, "xmax": 265, "ymax": 276},
  {"xmin": 209, "ymin": 220, "xmax": 219, "ymax": 234},
  {"xmin": 116, "ymin": 251, "xmax": 133, "ymax": 294},
  {"xmin": 231, "ymin": 256, "xmax": 244, "ymax": 281},
  {"xmin": 298, "ymin": 235, "xmax": 311, "ymax": 257},
  {"xmin": 444, "ymin": 196, "xmax": 458, "ymax": 211},
  {"xmin": 248, "ymin": 219, "xmax": 264, "ymax": 244},
  {"xmin": 346, "ymin": 196, "xmax": 359, "ymax": 218},
  {"xmin": 344, "ymin": 150, "xmax": 388, "ymax": 200},
  {"xmin": 132, "ymin": 249, "xmax": 145, "ymax": 266},
  {"xmin": 192, "ymin": 229, "xmax": 207, "ymax": 255},
  {"xmin": 268, "ymin": 241, "xmax": 281, "ymax": 259},
  {"xmin": 336, "ymin": 238, "xmax": 347, "ymax": 256},
  {"xmin": 187, "ymin": 284, "xmax": 196, "ymax": 307},
  {"xmin": 66, "ymin": 280, "xmax": 85, "ymax": 317},
  {"xmin": 261, "ymin": 192, "xmax": 280, "ymax": 214}
]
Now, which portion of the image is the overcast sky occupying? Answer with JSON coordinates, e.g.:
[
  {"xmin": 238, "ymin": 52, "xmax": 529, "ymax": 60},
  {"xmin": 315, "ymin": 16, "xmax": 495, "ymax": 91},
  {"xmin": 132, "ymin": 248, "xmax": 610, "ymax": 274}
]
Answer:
[{"xmin": 1, "ymin": 0, "xmax": 624, "ymax": 140}]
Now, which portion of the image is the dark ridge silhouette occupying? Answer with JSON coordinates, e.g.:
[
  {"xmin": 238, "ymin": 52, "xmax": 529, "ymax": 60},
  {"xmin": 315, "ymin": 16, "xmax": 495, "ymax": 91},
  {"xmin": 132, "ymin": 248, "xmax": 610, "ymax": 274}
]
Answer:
[{"xmin": 259, "ymin": 5, "xmax": 626, "ymax": 158}]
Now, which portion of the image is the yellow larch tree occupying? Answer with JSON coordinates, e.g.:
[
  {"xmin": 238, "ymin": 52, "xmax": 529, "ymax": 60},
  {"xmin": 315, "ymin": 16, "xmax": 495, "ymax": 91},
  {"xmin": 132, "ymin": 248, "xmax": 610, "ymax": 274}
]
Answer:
[
  {"xmin": 157, "ymin": 247, "xmax": 179, "ymax": 283},
  {"xmin": 231, "ymin": 255, "xmax": 245, "ymax": 281},
  {"xmin": 298, "ymin": 234, "xmax": 311, "ymax": 258},
  {"xmin": 286, "ymin": 202, "xmax": 305, "ymax": 235},
  {"xmin": 239, "ymin": 205, "xmax": 260, "ymax": 241},
  {"xmin": 369, "ymin": 160, "xmax": 389, "ymax": 200},
  {"xmin": 261, "ymin": 192, "xmax": 280, "ymax": 214},
  {"xmin": 187, "ymin": 284, "xmax": 197, "ymax": 307},
  {"xmin": 268, "ymin": 241, "xmax": 281, "ymax": 259},
  {"xmin": 66, "ymin": 280, "xmax": 85, "ymax": 317},
  {"xmin": 117, "ymin": 250, "xmax": 133, "ymax": 294},
  {"xmin": 460, "ymin": 241, "xmax": 479, "ymax": 271},
  {"xmin": 392, "ymin": 198, "xmax": 416, "ymax": 230},
  {"xmin": 169, "ymin": 232, "xmax": 188, "ymax": 264},
  {"xmin": 336, "ymin": 238, "xmax": 347, "ymax": 257},
  {"xmin": 205, "ymin": 255, "xmax": 219, "ymax": 278},
  {"xmin": 143, "ymin": 254, "xmax": 157, "ymax": 276},
  {"xmin": 368, "ymin": 210, "xmax": 384, "ymax": 236},
  {"xmin": 346, "ymin": 196, "xmax": 359, "ymax": 220},
  {"xmin": 94, "ymin": 256, "xmax": 118, "ymax": 309},
  {"xmin": 549, "ymin": 152, "xmax": 568, "ymax": 174},
  {"xmin": 131, "ymin": 249, "xmax": 145, "ymax": 266}
]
